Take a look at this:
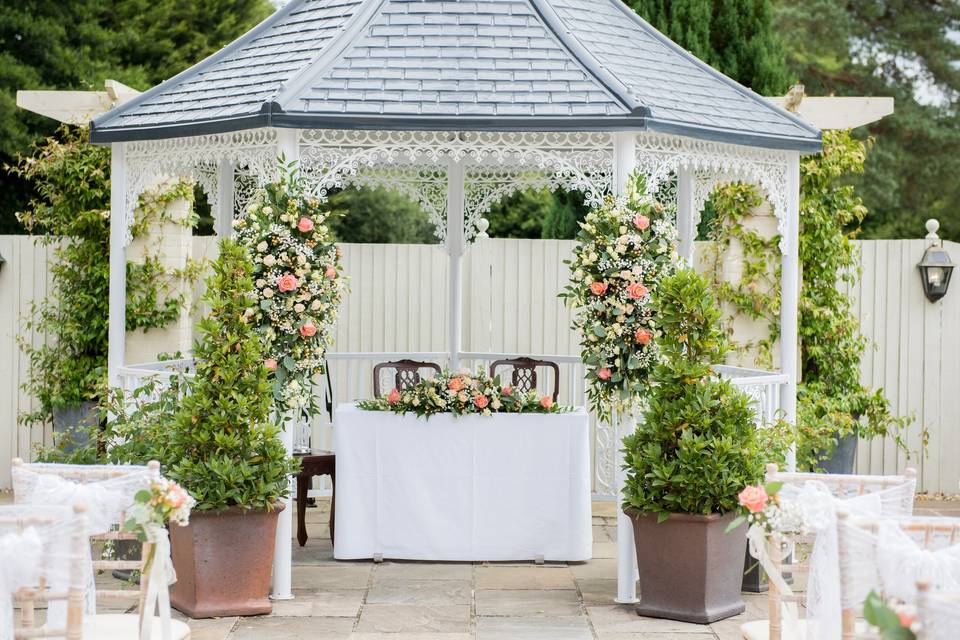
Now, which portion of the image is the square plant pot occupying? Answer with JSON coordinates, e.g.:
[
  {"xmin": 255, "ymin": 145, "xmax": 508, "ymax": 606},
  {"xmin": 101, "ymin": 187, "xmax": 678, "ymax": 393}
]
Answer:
[
  {"xmin": 170, "ymin": 504, "xmax": 282, "ymax": 618},
  {"xmin": 627, "ymin": 509, "xmax": 747, "ymax": 624}
]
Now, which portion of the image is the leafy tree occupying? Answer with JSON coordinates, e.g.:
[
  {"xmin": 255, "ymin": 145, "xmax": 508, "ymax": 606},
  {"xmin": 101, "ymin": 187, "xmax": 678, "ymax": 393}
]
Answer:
[
  {"xmin": 168, "ymin": 239, "xmax": 298, "ymax": 511},
  {"xmin": 0, "ymin": 0, "xmax": 274, "ymax": 232},
  {"xmin": 773, "ymin": 0, "xmax": 960, "ymax": 240},
  {"xmin": 622, "ymin": 268, "xmax": 763, "ymax": 517},
  {"xmin": 629, "ymin": 0, "xmax": 790, "ymax": 95},
  {"xmin": 325, "ymin": 186, "xmax": 436, "ymax": 244}
]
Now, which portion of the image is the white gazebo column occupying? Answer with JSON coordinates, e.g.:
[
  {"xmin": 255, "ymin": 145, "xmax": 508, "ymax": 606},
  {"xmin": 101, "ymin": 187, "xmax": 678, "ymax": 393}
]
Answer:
[
  {"xmin": 613, "ymin": 132, "xmax": 640, "ymax": 604},
  {"xmin": 215, "ymin": 159, "xmax": 235, "ymax": 238},
  {"xmin": 271, "ymin": 128, "xmax": 299, "ymax": 600},
  {"xmin": 780, "ymin": 153, "xmax": 801, "ymax": 471},
  {"xmin": 107, "ymin": 142, "xmax": 128, "ymax": 388},
  {"xmin": 676, "ymin": 166, "xmax": 697, "ymax": 263},
  {"xmin": 446, "ymin": 158, "xmax": 466, "ymax": 370}
]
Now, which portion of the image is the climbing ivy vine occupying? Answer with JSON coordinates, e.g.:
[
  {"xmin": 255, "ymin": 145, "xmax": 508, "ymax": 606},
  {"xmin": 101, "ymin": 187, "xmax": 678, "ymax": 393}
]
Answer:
[
  {"xmin": 704, "ymin": 130, "xmax": 918, "ymax": 470},
  {"xmin": 9, "ymin": 125, "xmax": 201, "ymax": 427}
]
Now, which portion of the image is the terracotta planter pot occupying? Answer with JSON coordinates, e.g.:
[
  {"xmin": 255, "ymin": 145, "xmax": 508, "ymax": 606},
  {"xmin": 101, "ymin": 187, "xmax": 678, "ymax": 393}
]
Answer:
[
  {"xmin": 626, "ymin": 509, "xmax": 747, "ymax": 624},
  {"xmin": 169, "ymin": 503, "xmax": 284, "ymax": 618}
]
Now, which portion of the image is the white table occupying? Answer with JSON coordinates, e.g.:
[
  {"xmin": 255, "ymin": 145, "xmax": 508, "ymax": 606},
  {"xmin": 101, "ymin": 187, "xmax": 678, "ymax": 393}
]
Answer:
[{"xmin": 333, "ymin": 403, "xmax": 593, "ymax": 562}]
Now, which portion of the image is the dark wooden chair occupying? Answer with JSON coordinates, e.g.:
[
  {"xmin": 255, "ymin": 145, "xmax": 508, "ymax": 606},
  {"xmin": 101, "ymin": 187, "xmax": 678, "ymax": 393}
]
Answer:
[
  {"xmin": 489, "ymin": 357, "xmax": 560, "ymax": 402},
  {"xmin": 372, "ymin": 359, "xmax": 442, "ymax": 398},
  {"xmin": 295, "ymin": 450, "xmax": 335, "ymax": 547}
]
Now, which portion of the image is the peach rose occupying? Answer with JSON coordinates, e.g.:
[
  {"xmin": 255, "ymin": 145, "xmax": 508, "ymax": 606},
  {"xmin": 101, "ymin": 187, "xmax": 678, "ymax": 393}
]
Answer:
[
  {"xmin": 589, "ymin": 281, "xmax": 608, "ymax": 296},
  {"xmin": 300, "ymin": 321, "xmax": 318, "ymax": 338},
  {"xmin": 626, "ymin": 282, "xmax": 649, "ymax": 299},
  {"xmin": 387, "ymin": 388, "xmax": 401, "ymax": 404},
  {"xmin": 264, "ymin": 358, "xmax": 278, "ymax": 371},
  {"xmin": 634, "ymin": 328, "xmax": 653, "ymax": 345},
  {"xmin": 164, "ymin": 484, "xmax": 187, "ymax": 509},
  {"xmin": 277, "ymin": 273, "xmax": 299, "ymax": 293},
  {"xmin": 539, "ymin": 396, "xmax": 553, "ymax": 409},
  {"xmin": 597, "ymin": 367, "xmax": 612, "ymax": 381},
  {"xmin": 325, "ymin": 265, "xmax": 337, "ymax": 279},
  {"xmin": 448, "ymin": 377, "xmax": 466, "ymax": 392},
  {"xmin": 501, "ymin": 385, "xmax": 513, "ymax": 396},
  {"xmin": 633, "ymin": 214, "xmax": 650, "ymax": 230},
  {"xmin": 897, "ymin": 610, "xmax": 916, "ymax": 629},
  {"xmin": 474, "ymin": 395, "xmax": 490, "ymax": 409},
  {"xmin": 297, "ymin": 217, "xmax": 315, "ymax": 233},
  {"xmin": 738, "ymin": 485, "xmax": 769, "ymax": 514}
]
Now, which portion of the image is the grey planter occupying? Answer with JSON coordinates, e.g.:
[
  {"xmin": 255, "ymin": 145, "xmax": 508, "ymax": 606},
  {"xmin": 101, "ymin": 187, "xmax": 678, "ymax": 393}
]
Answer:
[
  {"xmin": 817, "ymin": 433, "xmax": 858, "ymax": 474},
  {"xmin": 52, "ymin": 401, "xmax": 98, "ymax": 453},
  {"xmin": 627, "ymin": 509, "xmax": 747, "ymax": 624}
]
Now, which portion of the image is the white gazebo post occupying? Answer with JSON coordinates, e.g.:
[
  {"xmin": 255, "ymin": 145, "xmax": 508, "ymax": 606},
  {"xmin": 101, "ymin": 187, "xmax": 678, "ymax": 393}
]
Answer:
[
  {"xmin": 271, "ymin": 128, "xmax": 299, "ymax": 600},
  {"xmin": 676, "ymin": 166, "xmax": 697, "ymax": 264},
  {"xmin": 215, "ymin": 158, "xmax": 235, "ymax": 238},
  {"xmin": 780, "ymin": 152, "xmax": 802, "ymax": 471},
  {"xmin": 613, "ymin": 132, "xmax": 640, "ymax": 604},
  {"xmin": 107, "ymin": 142, "xmax": 128, "ymax": 388},
  {"xmin": 446, "ymin": 157, "xmax": 466, "ymax": 370}
]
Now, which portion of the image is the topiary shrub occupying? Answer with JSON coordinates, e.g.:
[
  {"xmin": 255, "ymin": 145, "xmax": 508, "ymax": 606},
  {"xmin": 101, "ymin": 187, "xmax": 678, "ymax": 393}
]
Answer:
[
  {"xmin": 167, "ymin": 239, "xmax": 298, "ymax": 512},
  {"xmin": 622, "ymin": 268, "xmax": 764, "ymax": 520}
]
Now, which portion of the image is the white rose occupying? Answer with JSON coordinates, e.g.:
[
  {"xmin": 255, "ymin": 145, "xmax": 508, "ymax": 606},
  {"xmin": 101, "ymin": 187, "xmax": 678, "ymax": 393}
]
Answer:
[
  {"xmin": 263, "ymin": 288, "xmax": 274, "ymax": 299},
  {"xmin": 294, "ymin": 303, "xmax": 305, "ymax": 313},
  {"xmin": 311, "ymin": 300, "xmax": 321, "ymax": 310},
  {"xmin": 256, "ymin": 241, "xmax": 268, "ymax": 252},
  {"xmin": 263, "ymin": 255, "xmax": 277, "ymax": 267},
  {"xmin": 263, "ymin": 206, "xmax": 273, "ymax": 215},
  {"xmin": 255, "ymin": 279, "xmax": 266, "ymax": 288}
]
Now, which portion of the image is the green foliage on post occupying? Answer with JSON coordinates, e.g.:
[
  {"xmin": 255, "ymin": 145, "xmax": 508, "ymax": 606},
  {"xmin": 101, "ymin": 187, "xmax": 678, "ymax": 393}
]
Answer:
[
  {"xmin": 167, "ymin": 239, "xmax": 298, "ymax": 512},
  {"xmin": 796, "ymin": 130, "xmax": 917, "ymax": 468},
  {"xmin": 622, "ymin": 269, "xmax": 763, "ymax": 518},
  {"xmin": 9, "ymin": 125, "xmax": 197, "ymax": 427}
]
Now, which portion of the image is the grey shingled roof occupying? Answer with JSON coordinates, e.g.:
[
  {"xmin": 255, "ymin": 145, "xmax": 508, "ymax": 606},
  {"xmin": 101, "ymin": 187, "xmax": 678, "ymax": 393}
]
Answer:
[{"xmin": 90, "ymin": 0, "xmax": 821, "ymax": 151}]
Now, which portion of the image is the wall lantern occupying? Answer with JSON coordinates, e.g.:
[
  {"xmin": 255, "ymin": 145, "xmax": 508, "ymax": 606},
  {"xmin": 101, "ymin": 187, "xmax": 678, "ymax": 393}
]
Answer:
[{"xmin": 918, "ymin": 219, "xmax": 955, "ymax": 303}]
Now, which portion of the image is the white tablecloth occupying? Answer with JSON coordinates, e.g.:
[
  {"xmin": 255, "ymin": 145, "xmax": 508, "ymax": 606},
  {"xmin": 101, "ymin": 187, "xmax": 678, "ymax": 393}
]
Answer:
[{"xmin": 333, "ymin": 403, "xmax": 592, "ymax": 562}]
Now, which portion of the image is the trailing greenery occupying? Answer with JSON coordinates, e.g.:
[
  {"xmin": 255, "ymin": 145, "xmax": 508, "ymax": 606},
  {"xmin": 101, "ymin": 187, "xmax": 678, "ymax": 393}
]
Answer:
[
  {"xmin": 10, "ymin": 126, "xmax": 197, "ymax": 428},
  {"xmin": 796, "ymin": 130, "xmax": 916, "ymax": 468},
  {"xmin": 166, "ymin": 239, "xmax": 298, "ymax": 512},
  {"xmin": 703, "ymin": 183, "xmax": 781, "ymax": 367},
  {"xmin": 622, "ymin": 269, "xmax": 763, "ymax": 519}
]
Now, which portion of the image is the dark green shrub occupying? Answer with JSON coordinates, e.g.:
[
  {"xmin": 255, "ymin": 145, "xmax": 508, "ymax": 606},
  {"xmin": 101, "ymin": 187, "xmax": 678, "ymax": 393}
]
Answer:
[{"xmin": 622, "ymin": 268, "xmax": 764, "ymax": 519}]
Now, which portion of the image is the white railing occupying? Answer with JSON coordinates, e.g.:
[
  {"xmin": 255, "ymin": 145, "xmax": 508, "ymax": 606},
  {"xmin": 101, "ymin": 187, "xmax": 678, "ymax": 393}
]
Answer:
[{"xmin": 116, "ymin": 354, "xmax": 787, "ymax": 499}]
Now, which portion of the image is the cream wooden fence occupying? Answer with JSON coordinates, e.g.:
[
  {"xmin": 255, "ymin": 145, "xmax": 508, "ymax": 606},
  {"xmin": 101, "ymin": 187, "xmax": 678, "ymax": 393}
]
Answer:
[{"xmin": 1, "ymin": 236, "xmax": 957, "ymax": 493}]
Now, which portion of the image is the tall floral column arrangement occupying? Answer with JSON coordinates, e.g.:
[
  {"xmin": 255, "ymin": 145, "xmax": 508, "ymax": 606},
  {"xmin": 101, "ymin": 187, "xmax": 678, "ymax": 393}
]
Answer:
[
  {"xmin": 234, "ymin": 164, "xmax": 348, "ymax": 414},
  {"xmin": 561, "ymin": 175, "xmax": 678, "ymax": 422}
]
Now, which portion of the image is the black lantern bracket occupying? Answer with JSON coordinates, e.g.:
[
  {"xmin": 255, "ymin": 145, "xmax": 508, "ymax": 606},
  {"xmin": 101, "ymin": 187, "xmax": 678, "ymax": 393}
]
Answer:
[{"xmin": 918, "ymin": 219, "xmax": 955, "ymax": 303}]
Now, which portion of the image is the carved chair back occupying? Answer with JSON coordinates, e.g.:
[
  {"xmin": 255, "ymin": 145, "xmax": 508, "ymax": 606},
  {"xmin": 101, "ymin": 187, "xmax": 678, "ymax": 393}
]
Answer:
[
  {"xmin": 489, "ymin": 357, "xmax": 560, "ymax": 402},
  {"xmin": 373, "ymin": 360, "xmax": 442, "ymax": 398}
]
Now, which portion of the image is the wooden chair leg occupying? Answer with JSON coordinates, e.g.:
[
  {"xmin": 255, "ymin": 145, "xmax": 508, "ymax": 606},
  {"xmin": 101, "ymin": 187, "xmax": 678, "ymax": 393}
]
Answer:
[
  {"xmin": 297, "ymin": 473, "xmax": 309, "ymax": 547},
  {"xmin": 329, "ymin": 474, "xmax": 335, "ymax": 546}
]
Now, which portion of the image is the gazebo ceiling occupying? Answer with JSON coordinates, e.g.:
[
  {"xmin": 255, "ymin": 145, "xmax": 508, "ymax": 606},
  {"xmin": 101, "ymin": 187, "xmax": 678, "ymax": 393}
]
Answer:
[{"xmin": 90, "ymin": 0, "xmax": 821, "ymax": 152}]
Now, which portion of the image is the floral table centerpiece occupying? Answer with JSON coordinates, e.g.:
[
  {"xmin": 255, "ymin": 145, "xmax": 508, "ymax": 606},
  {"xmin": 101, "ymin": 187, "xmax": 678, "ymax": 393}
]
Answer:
[
  {"xmin": 358, "ymin": 368, "xmax": 567, "ymax": 418},
  {"xmin": 234, "ymin": 163, "xmax": 348, "ymax": 413}
]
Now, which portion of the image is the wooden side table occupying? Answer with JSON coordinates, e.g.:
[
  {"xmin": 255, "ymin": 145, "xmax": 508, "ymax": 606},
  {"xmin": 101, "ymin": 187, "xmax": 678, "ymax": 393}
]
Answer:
[{"xmin": 294, "ymin": 450, "xmax": 336, "ymax": 547}]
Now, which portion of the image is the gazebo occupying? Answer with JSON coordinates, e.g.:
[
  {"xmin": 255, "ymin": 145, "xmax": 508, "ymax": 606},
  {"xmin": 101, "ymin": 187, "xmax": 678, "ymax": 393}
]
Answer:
[{"xmin": 90, "ymin": 0, "xmax": 821, "ymax": 604}]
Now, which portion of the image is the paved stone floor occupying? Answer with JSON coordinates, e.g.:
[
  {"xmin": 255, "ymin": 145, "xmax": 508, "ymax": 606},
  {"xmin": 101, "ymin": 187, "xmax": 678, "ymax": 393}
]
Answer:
[{"xmin": 5, "ymin": 491, "xmax": 957, "ymax": 639}]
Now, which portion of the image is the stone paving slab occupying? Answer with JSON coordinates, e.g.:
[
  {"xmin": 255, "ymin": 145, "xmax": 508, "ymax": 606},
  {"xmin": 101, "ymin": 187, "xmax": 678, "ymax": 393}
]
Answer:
[
  {"xmin": 230, "ymin": 616, "xmax": 354, "ymax": 640},
  {"xmin": 475, "ymin": 615, "xmax": 593, "ymax": 640},
  {"xmin": 374, "ymin": 562, "xmax": 474, "ymax": 581},
  {"xmin": 475, "ymin": 565, "xmax": 577, "ymax": 590},
  {"xmin": 475, "ymin": 589, "xmax": 582, "ymax": 617},
  {"xmin": 270, "ymin": 589, "xmax": 365, "ymax": 617},
  {"xmin": 366, "ymin": 578, "xmax": 472, "ymax": 605},
  {"xmin": 292, "ymin": 564, "xmax": 372, "ymax": 590},
  {"xmin": 355, "ymin": 604, "xmax": 472, "ymax": 634},
  {"xmin": 587, "ymin": 605, "xmax": 711, "ymax": 635}
]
